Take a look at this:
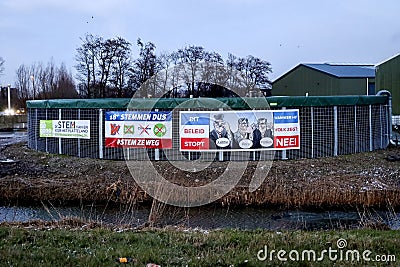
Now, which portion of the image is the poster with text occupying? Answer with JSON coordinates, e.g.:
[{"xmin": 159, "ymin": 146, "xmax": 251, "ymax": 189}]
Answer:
[
  {"xmin": 39, "ymin": 120, "xmax": 90, "ymax": 139},
  {"xmin": 179, "ymin": 110, "xmax": 300, "ymax": 151},
  {"xmin": 105, "ymin": 111, "xmax": 172, "ymax": 149}
]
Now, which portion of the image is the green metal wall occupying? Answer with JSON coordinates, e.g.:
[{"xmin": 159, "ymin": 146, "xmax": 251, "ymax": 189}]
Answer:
[
  {"xmin": 272, "ymin": 65, "xmax": 370, "ymax": 97},
  {"xmin": 376, "ymin": 55, "xmax": 400, "ymax": 114}
]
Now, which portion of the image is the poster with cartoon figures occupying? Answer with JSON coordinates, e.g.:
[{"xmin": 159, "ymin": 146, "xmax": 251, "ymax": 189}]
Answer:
[
  {"xmin": 105, "ymin": 111, "xmax": 172, "ymax": 149},
  {"xmin": 179, "ymin": 110, "xmax": 300, "ymax": 151}
]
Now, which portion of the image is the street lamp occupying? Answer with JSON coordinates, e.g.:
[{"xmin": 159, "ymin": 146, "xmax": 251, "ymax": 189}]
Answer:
[
  {"xmin": 7, "ymin": 84, "xmax": 11, "ymax": 113},
  {"xmin": 1, "ymin": 84, "xmax": 13, "ymax": 115}
]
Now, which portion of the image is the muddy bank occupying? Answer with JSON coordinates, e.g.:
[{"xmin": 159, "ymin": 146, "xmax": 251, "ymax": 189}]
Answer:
[{"xmin": 0, "ymin": 142, "xmax": 399, "ymax": 209}]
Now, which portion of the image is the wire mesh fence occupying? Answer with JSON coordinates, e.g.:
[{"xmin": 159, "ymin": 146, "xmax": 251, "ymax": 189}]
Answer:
[
  {"xmin": 393, "ymin": 115, "xmax": 400, "ymax": 126},
  {"xmin": 27, "ymin": 100, "xmax": 391, "ymax": 161}
]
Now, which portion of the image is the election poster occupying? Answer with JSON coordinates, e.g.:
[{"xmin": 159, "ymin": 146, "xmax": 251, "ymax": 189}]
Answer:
[
  {"xmin": 39, "ymin": 120, "xmax": 90, "ymax": 139},
  {"xmin": 179, "ymin": 110, "xmax": 300, "ymax": 151},
  {"xmin": 105, "ymin": 111, "xmax": 172, "ymax": 149}
]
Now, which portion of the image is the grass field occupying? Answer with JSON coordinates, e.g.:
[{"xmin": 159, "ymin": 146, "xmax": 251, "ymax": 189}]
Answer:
[{"xmin": 0, "ymin": 224, "xmax": 398, "ymax": 266}]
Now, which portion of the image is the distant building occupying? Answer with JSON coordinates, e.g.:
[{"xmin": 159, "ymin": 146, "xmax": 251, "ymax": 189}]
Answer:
[
  {"xmin": 375, "ymin": 54, "xmax": 400, "ymax": 115},
  {"xmin": 272, "ymin": 63, "xmax": 375, "ymax": 97}
]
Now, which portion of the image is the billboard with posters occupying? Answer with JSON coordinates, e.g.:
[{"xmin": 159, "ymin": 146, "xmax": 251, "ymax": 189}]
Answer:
[
  {"xmin": 179, "ymin": 110, "xmax": 300, "ymax": 151},
  {"xmin": 105, "ymin": 111, "xmax": 172, "ymax": 149}
]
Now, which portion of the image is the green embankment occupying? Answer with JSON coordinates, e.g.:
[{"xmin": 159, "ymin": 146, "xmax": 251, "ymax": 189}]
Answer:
[{"xmin": 0, "ymin": 225, "xmax": 398, "ymax": 266}]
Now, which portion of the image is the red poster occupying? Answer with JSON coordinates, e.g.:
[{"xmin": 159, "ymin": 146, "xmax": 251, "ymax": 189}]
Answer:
[
  {"xmin": 274, "ymin": 135, "xmax": 299, "ymax": 149},
  {"xmin": 106, "ymin": 138, "xmax": 172, "ymax": 149},
  {"xmin": 180, "ymin": 138, "xmax": 209, "ymax": 150}
]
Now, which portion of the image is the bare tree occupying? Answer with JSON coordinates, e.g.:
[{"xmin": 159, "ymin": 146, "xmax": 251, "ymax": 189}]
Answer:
[
  {"xmin": 29, "ymin": 63, "xmax": 39, "ymax": 99},
  {"xmin": 175, "ymin": 45, "xmax": 208, "ymax": 97},
  {"xmin": 15, "ymin": 61, "xmax": 77, "ymax": 103},
  {"xmin": 200, "ymin": 51, "xmax": 224, "ymax": 85},
  {"xmin": 128, "ymin": 38, "xmax": 157, "ymax": 97},
  {"xmin": 15, "ymin": 64, "xmax": 31, "ymax": 101},
  {"xmin": 227, "ymin": 54, "xmax": 272, "ymax": 96},
  {"xmin": 160, "ymin": 51, "xmax": 185, "ymax": 97},
  {"xmin": 110, "ymin": 38, "xmax": 132, "ymax": 97},
  {"xmin": 46, "ymin": 60, "xmax": 57, "ymax": 97},
  {"xmin": 74, "ymin": 34, "xmax": 274, "ymax": 98},
  {"xmin": 28, "ymin": 62, "xmax": 51, "ymax": 99},
  {"xmin": 0, "ymin": 57, "xmax": 5, "ymax": 77},
  {"xmin": 75, "ymin": 34, "xmax": 102, "ymax": 97},
  {"xmin": 98, "ymin": 38, "xmax": 115, "ymax": 97},
  {"xmin": 75, "ymin": 34, "xmax": 132, "ymax": 98},
  {"xmin": 155, "ymin": 52, "xmax": 177, "ymax": 96},
  {"xmin": 52, "ymin": 63, "xmax": 77, "ymax": 98}
]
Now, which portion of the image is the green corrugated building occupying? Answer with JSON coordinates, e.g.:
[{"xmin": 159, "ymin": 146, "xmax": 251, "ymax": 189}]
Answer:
[
  {"xmin": 272, "ymin": 63, "xmax": 376, "ymax": 97},
  {"xmin": 375, "ymin": 54, "xmax": 400, "ymax": 115}
]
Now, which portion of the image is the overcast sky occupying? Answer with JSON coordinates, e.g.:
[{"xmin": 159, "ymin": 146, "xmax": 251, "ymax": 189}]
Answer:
[{"xmin": 0, "ymin": 0, "xmax": 399, "ymax": 87}]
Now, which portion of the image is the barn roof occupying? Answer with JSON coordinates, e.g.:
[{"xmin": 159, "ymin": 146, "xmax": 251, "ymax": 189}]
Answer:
[
  {"xmin": 304, "ymin": 63, "xmax": 375, "ymax": 78},
  {"xmin": 273, "ymin": 63, "xmax": 375, "ymax": 84},
  {"xmin": 376, "ymin": 53, "xmax": 400, "ymax": 66}
]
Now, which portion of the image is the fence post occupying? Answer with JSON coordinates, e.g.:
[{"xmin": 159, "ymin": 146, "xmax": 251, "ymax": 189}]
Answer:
[
  {"xmin": 78, "ymin": 109, "xmax": 81, "ymax": 158},
  {"xmin": 99, "ymin": 109, "xmax": 103, "ymax": 159},
  {"xmin": 45, "ymin": 109, "xmax": 48, "ymax": 153},
  {"xmin": 219, "ymin": 108, "xmax": 224, "ymax": 161},
  {"xmin": 281, "ymin": 107, "xmax": 287, "ymax": 160},
  {"xmin": 354, "ymin": 106, "xmax": 358, "ymax": 153},
  {"xmin": 369, "ymin": 105, "xmax": 373, "ymax": 151},
  {"xmin": 387, "ymin": 96, "xmax": 393, "ymax": 147},
  {"xmin": 380, "ymin": 106, "xmax": 383, "ymax": 149},
  {"xmin": 311, "ymin": 106, "xmax": 314, "ymax": 158},
  {"xmin": 35, "ymin": 109, "xmax": 38, "ymax": 150},
  {"xmin": 155, "ymin": 109, "xmax": 160, "ymax": 161},
  {"xmin": 333, "ymin": 106, "xmax": 338, "ymax": 156},
  {"xmin": 58, "ymin": 108, "xmax": 62, "ymax": 155}
]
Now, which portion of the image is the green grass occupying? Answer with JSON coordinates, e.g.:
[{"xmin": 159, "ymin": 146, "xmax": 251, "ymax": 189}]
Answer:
[{"xmin": 0, "ymin": 226, "xmax": 399, "ymax": 266}]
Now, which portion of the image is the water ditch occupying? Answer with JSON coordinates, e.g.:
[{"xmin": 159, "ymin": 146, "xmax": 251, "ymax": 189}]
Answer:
[
  {"xmin": 1, "ymin": 130, "xmax": 400, "ymax": 230},
  {"xmin": 0, "ymin": 127, "xmax": 27, "ymax": 148},
  {"xmin": 1, "ymin": 205, "xmax": 399, "ymax": 230}
]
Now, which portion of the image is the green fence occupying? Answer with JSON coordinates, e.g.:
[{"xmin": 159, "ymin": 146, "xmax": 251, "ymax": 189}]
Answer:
[{"xmin": 27, "ymin": 96, "xmax": 391, "ymax": 160}]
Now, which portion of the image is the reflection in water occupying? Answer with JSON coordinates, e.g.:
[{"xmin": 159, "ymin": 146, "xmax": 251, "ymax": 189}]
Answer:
[
  {"xmin": 0, "ymin": 130, "xmax": 27, "ymax": 148},
  {"xmin": 0, "ymin": 205, "xmax": 399, "ymax": 230}
]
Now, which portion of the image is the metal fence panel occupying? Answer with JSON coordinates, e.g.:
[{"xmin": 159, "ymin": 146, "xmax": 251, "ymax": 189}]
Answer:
[
  {"xmin": 313, "ymin": 107, "xmax": 335, "ymax": 158},
  {"xmin": 61, "ymin": 109, "xmax": 79, "ymax": 156},
  {"xmin": 45, "ymin": 109, "xmax": 59, "ymax": 154},
  {"xmin": 27, "ymin": 102, "xmax": 390, "ymax": 161},
  {"xmin": 356, "ymin": 105, "xmax": 370, "ymax": 153},
  {"xmin": 337, "ymin": 106, "xmax": 356, "ymax": 155},
  {"xmin": 286, "ymin": 106, "xmax": 312, "ymax": 159},
  {"xmin": 78, "ymin": 109, "xmax": 100, "ymax": 158}
]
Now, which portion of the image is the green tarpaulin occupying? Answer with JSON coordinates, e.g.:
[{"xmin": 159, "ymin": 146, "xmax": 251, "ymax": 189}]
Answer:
[{"xmin": 27, "ymin": 95, "xmax": 388, "ymax": 109}]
